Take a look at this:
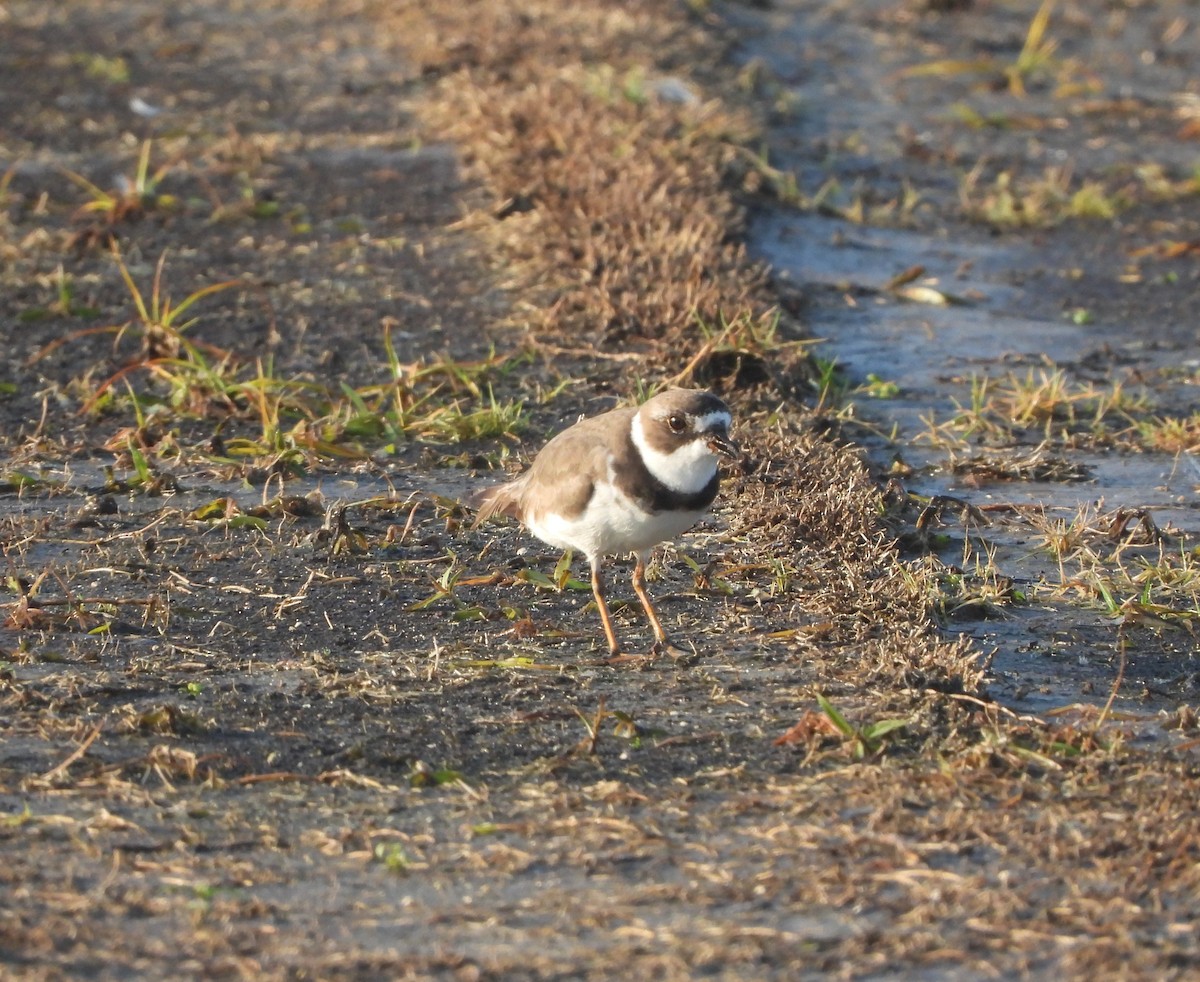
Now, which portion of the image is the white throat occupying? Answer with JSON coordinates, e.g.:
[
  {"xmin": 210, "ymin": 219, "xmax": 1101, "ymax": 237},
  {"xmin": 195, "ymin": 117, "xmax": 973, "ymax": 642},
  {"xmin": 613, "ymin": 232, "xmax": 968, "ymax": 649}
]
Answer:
[{"xmin": 630, "ymin": 414, "xmax": 719, "ymax": 495}]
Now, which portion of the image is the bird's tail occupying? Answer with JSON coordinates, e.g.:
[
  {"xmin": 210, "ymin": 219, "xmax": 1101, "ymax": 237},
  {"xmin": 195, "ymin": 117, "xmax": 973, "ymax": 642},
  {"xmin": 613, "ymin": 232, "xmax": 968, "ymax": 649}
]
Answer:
[{"xmin": 468, "ymin": 482, "xmax": 522, "ymax": 529}]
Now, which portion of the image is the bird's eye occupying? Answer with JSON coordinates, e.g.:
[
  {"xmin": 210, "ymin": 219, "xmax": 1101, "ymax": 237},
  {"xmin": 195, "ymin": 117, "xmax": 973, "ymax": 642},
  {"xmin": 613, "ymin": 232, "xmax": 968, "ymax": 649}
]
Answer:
[{"xmin": 667, "ymin": 414, "xmax": 687, "ymax": 433}]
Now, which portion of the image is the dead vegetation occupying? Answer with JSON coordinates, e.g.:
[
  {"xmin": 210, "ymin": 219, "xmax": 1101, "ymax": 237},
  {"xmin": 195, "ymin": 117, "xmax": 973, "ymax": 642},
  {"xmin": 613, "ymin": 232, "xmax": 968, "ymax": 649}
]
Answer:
[
  {"xmin": 405, "ymin": 2, "xmax": 789, "ymax": 368},
  {"xmin": 0, "ymin": 0, "xmax": 1199, "ymax": 978}
]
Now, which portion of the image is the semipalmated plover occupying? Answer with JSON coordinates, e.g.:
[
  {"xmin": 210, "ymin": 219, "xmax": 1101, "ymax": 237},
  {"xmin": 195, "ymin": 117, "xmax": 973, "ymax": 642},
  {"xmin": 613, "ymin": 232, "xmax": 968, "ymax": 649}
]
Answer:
[{"xmin": 471, "ymin": 388, "xmax": 740, "ymax": 657}]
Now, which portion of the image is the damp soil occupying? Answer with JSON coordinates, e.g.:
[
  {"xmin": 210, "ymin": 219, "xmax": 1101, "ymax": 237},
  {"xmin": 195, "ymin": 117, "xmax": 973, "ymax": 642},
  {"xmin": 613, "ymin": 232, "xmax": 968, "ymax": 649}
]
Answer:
[
  {"xmin": 736, "ymin": 0, "xmax": 1200, "ymax": 719},
  {"xmin": 3, "ymin": 1, "xmax": 1200, "ymax": 979}
]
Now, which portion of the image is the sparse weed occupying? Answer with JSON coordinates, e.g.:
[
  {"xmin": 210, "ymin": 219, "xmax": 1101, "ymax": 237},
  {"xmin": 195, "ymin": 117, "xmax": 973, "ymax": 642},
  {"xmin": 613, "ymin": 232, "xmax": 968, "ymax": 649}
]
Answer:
[
  {"xmin": 211, "ymin": 182, "xmax": 282, "ymax": 223},
  {"xmin": 710, "ymin": 307, "xmax": 781, "ymax": 352},
  {"xmin": 946, "ymin": 534, "xmax": 1021, "ymax": 618},
  {"xmin": 1029, "ymin": 504, "xmax": 1092, "ymax": 582},
  {"xmin": 899, "ymin": 0, "xmax": 1087, "ymax": 99},
  {"xmin": 19, "ymin": 265, "xmax": 101, "ymax": 322},
  {"xmin": 925, "ymin": 369, "xmax": 1148, "ymax": 448},
  {"xmin": 632, "ymin": 376, "xmax": 669, "ymax": 404},
  {"xmin": 768, "ymin": 557, "xmax": 793, "ymax": 597},
  {"xmin": 1007, "ymin": 0, "xmax": 1060, "ymax": 97},
  {"xmin": 812, "ymin": 176, "xmax": 864, "ymax": 223},
  {"xmin": 373, "ymin": 842, "xmax": 411, "ymax": 873},
  {"xmin": 1135, "ymin": 413, "xmax": 1200, "ymax": 453},
  {"xmin": 408, "ymin": 761, "xmax": 466, "ymax": 789},
  {"xmin": 567, "ymin": 697, "xmax": 642, "ymax": 756},
  {"xmin": 1024, "ymin": 502, "xmax": 1200, "ymax": 629},
  {"xmin": 30, "ymin": 246, "xmax": 242, "ymax": 415},
  {"xmin": 739, "ymin": 146, "xmax": 806, "ymax": 207},
  {"xmin": 573, "ymin": 697, "xmax": 610, "ymax": 756},
  {"xmin": 857, "ymin": 373, "xmax": 900, "ymax": 399},
  {"xmin": 31, "ymin": 253, "xmax": 527, "ymax": 466},
  {"xmin": 913, "ymin": 410, "xmax": 971, "ymax": 452},
  {"xmin": 817, "ymin": 694, "xmax": 909, "ymax": 760},
  {"xmin": 812, "ymin": 355, "xmax": 849, "ymax": 415},
  {"xmin": 947, "ymin": 374, "xmax": 1007, "ymax": 441},
  {"xmin": 670, "ymin": 308, "xmax": 809, "ymax": 389},
  {"xmin": 996, "ymin": 368, "xmax": 1083, "ymax": 429},
  {"xmin": 408, "ymin": 552, "xmax": 466, "ymax": 612},
  {"xmin": 76, "ymin": 53, "xmax": 129, "ymax": 84},
  {"xmin": 62, "ymin": 140, "xmax": 181, "ymax": 228},
  {"xmin": 425, "ymin": 389, "xmax": 527, "ymax": 443},
  {"xmin": 960, "ymin": 165, "xmax": 1126, "ymax": 229},
  {"xmin": 808, "ymin": 176, "xmax": 921, "ymax": 226},
  {"xmin": 1133, "ymin": 163, "xmax": 1200, "ymax": 203}
]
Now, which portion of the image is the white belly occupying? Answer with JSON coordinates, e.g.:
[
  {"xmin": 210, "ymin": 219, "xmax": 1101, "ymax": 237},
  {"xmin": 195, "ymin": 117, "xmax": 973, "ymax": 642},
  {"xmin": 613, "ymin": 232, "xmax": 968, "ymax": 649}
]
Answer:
[{"xmin": 526, "ymin": 480, "xmax": 704, "ymax": 560}]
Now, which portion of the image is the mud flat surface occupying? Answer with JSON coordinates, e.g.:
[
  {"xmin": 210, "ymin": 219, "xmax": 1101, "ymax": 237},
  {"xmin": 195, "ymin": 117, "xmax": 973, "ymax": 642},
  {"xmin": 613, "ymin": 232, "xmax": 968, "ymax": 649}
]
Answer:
[
  {"xmin": 2, "ymin": 1, "xmax": 1200, "ymax": 979},
  {"xmin": 736, "ymin": 0, "xmax": 1200, "ymax": 720}
]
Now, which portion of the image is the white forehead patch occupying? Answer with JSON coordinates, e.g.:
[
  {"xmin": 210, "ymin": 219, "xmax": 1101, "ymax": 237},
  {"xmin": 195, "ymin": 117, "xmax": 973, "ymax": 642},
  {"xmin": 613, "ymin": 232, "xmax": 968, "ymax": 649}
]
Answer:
[
  {"xmin": 631, "ymin": 413, "xmax": 720, "ymax": 495},
  {"xmin": 691, "ymin": 409, "xmax": 732, "ymax": 435}
]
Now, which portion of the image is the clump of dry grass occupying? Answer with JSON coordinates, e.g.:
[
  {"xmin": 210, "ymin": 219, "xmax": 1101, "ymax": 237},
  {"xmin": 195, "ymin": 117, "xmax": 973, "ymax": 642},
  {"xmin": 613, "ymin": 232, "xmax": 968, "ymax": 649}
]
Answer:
[
  {"xmin": 396, "ymin": 1, "xmax": 772, "ymax": 350},
  {"xmin": 728, "ymin": 418, "xmax": 982, "ymax": 694}
]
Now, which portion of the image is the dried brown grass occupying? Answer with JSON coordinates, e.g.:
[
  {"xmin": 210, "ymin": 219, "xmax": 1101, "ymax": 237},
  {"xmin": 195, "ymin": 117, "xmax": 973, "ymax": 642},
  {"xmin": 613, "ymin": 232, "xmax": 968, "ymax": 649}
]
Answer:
[{"xmin": 394, "ymin": 0, "xmax": 770, "ymax": 349}]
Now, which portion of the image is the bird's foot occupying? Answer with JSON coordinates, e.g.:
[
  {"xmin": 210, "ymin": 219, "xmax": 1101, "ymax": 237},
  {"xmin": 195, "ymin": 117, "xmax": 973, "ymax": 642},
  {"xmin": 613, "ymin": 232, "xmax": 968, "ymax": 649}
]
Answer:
[
  {"xmin": 650, "ymin": 639, "xmax": 699, "ymax": 665},
  {"xmin": 602, "ymin": 640, "xmax": 699, "ymax": 667},
  {"xmin": 604, "ymin": 650, "xmax": 653, "ymax": 667}
]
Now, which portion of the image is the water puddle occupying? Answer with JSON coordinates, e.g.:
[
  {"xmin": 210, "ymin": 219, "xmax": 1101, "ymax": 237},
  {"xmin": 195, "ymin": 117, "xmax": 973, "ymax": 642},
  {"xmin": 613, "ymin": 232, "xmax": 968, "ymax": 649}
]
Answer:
[
  {"xmin": 736, "ymin": 4, "xmax": 1200, "ymax": 733},
  {"xmin": 754, "ymin": 212, "xmax": 1200, "ymax": 726}
]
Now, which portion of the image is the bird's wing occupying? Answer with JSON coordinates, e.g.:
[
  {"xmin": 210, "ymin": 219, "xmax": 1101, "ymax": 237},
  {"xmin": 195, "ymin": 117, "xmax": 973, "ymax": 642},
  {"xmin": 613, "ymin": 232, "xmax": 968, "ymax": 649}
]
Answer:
[
  {"xmin": 523, "ymin": 441, "xmax": 600, "ymax": 521},
  {"xmin": 470, "ymin": 407, "xmax": 633, "ymax": 528}
]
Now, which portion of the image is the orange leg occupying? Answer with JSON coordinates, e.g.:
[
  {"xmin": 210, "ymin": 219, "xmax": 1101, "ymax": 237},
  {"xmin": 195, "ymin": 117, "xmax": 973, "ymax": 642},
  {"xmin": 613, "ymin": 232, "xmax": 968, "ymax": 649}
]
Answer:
[
  {"xmin": 632, "ymin": 555, "xmax": 669, "ymax": 647},
  {"xmin": 590, "ymin": 562, "xmax": 622, "ymax": 656}
]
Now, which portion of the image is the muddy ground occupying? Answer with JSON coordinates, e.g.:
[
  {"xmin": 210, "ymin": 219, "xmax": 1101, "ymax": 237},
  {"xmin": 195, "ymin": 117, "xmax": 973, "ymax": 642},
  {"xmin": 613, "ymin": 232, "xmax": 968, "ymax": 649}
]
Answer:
[
  {"xmin": 737, "ymin": 0, "xmax": 1200, "ymax": 722},
  {"xmin": 2, "ymin": 1, "xmax": 1200, "ymax": 979}
]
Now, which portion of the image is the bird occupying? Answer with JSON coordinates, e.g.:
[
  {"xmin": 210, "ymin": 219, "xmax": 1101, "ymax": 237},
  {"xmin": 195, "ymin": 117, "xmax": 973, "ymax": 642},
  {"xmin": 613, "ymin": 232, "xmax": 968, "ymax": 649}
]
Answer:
[{"xmin": 470, "ymin": 388, "xmax": 740, "ymax": 658}]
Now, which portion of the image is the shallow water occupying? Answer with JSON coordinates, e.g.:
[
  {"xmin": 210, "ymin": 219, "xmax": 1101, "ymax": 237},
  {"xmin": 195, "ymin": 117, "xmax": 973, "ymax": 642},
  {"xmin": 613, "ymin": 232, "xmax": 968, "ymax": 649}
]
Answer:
[
  {"xmin": 757, "ymin": 210, "xmax": 1200, "ymax": 725},
  {"xmin": 737, "ymin": 2, "xmax": 1200, "ymax": 728}
]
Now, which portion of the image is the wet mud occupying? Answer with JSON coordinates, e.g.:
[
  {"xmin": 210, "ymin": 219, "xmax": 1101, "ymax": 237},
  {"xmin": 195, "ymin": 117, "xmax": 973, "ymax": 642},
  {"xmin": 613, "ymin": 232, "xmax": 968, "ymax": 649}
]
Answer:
[
  {"xmin": 4, "ymin": 1, "xmax": 1200, "ymax": 979},
  {"xmin": 737, "ymin": 0, "xmax": 1200, "ymax": 722}
]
